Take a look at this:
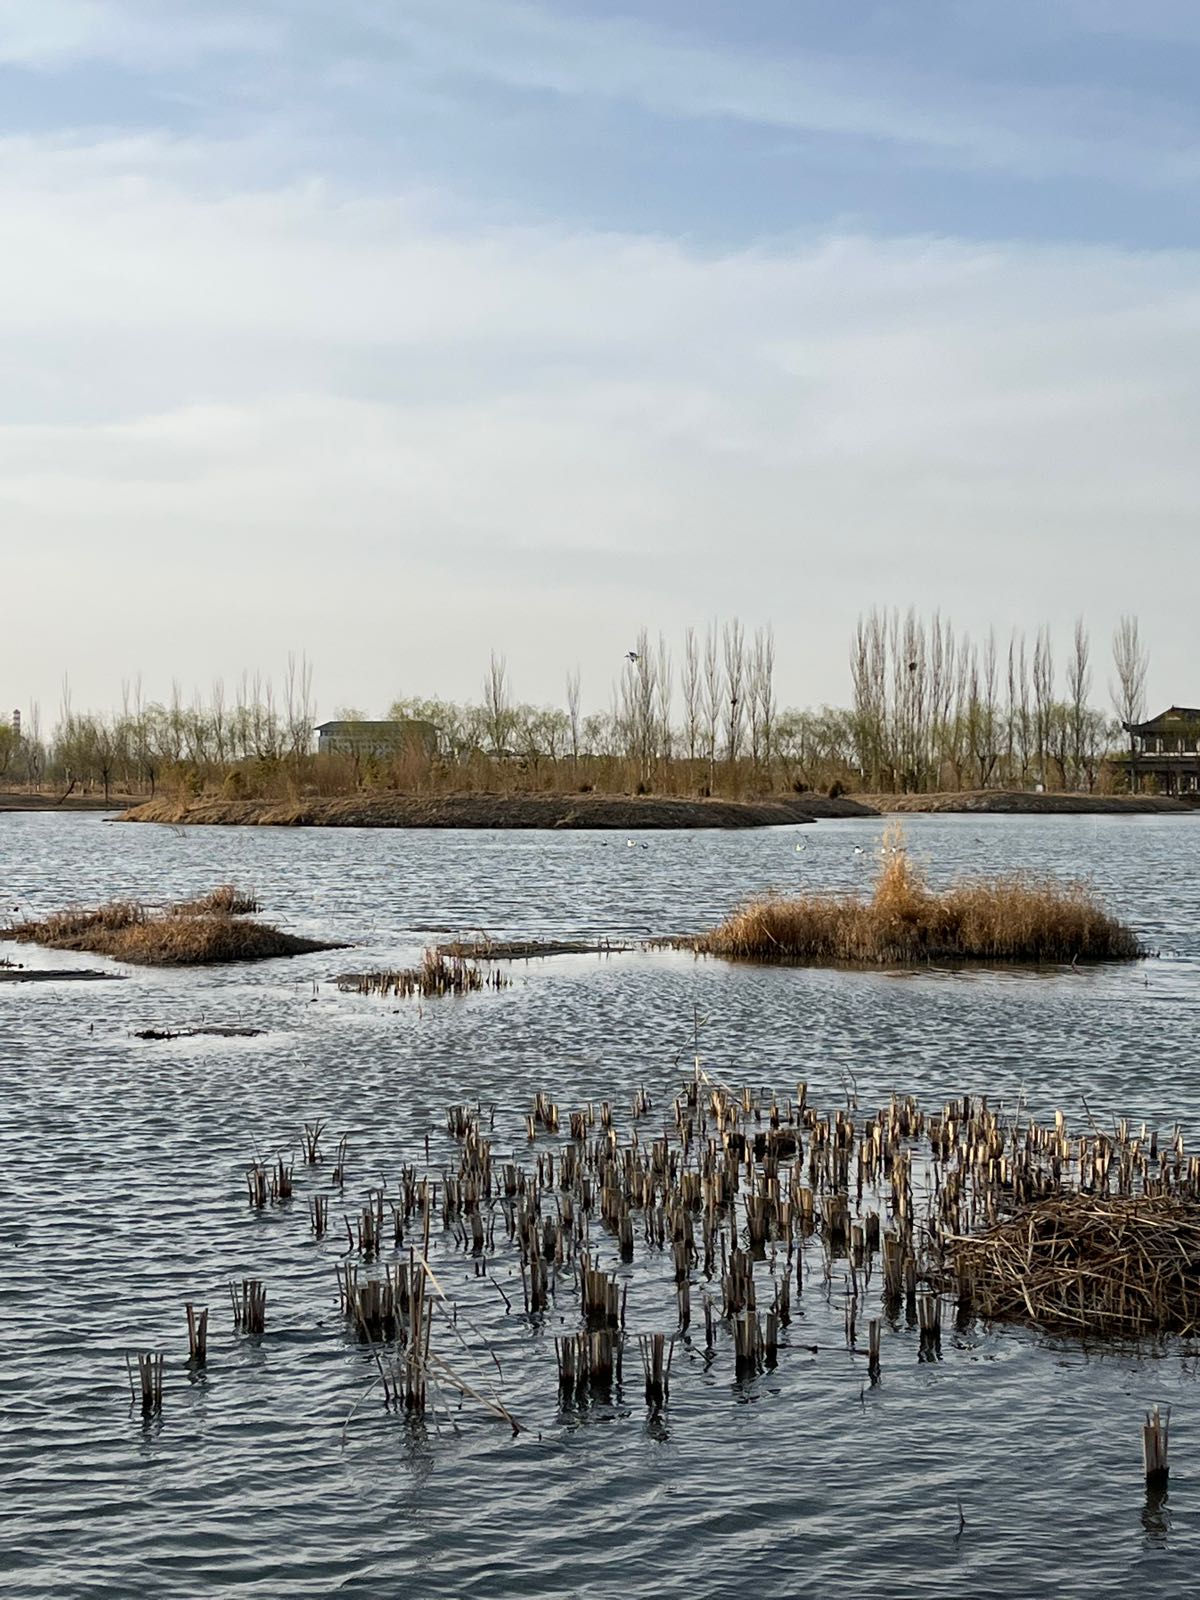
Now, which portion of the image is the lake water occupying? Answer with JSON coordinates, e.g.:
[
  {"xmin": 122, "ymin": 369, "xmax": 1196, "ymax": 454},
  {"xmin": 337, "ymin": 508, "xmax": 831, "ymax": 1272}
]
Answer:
[{"xmin": 4, "ymin": 809, "xmax": 1200, "ymax": 1599}]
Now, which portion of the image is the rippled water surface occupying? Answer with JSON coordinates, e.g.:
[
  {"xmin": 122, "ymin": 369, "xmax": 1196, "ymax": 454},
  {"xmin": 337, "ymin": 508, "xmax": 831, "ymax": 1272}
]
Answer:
[{"xmin": 4, "ymin": 810, "xmax": 1200, "ymax": 1599}]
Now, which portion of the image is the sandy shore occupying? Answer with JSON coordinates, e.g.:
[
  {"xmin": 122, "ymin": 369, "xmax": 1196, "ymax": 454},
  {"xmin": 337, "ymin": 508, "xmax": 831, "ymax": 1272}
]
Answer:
[{"xmin": 116, "ymin": 791, "xmax": 879, "ymax": 830}]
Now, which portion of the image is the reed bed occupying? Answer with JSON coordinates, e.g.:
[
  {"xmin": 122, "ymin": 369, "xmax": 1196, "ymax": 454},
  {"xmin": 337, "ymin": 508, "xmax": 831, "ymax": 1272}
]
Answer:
[
  {"xmin": 694, "ymin": 830, "xmax": 1140, "ymax": 966},
  {"xmin": 338, "ymin": 948, "xmax": 508, "ymax": 999},
  {"xmin": 149, "ymin": 1069, "xmax": 1187, "ymax": 1447},
  {"xmin": 2, "ymin": 889, "xmax": 337, "ymax": 966}
]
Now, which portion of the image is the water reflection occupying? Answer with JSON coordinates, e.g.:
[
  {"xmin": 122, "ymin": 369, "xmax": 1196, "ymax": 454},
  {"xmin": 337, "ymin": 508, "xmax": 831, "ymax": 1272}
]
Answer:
[{"xmin": 1142, "ymin": 1485, "xmax": 1171, "ymax": 1546}]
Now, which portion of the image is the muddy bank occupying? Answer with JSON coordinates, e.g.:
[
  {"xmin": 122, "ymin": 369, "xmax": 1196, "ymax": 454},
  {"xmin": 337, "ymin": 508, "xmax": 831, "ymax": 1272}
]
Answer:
[
  {"xmin": 116, "ymin": 791, "xmax": 879, "ymax": 830},
  {"xmin": 867, "ymin": 789, "xmax": 1195, "ymax": 815},
  {"xmin": 0, "ymin": 963, "xmax": 124, "ymax": 983},
  {"xmin": 0, "ymin": 790, "xmax": 139, "ymax": 811}
]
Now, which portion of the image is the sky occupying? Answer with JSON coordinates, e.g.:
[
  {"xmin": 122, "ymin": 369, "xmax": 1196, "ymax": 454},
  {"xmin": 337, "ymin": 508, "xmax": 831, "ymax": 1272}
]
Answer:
[{"xmin": 2, "ymin": 0, "xmax": 1200, "ymax": 722}]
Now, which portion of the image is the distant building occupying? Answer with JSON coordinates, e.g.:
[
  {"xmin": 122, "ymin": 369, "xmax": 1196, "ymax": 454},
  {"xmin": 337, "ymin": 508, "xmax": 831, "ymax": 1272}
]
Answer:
[
  {"xmin": 1117, "ymin": 707, "xmax": 1200, "ymax": 795},
  {"xmin": 314, "ymin": 719, "xmax": 439, "ymax": 759}
]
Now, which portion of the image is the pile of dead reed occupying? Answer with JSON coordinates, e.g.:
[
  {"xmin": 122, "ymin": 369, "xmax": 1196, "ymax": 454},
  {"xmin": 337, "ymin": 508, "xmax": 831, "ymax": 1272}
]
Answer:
[
  {"xmin": 943, "ymin": 1191, "xmax": 1200, "ymax": 1338},
  {"xmin": 693, "ymin": 829, "xmax": 1140, "ymax": 966},
  {"xmin": 338, "ymin": 948, "xmax": 508, "ymax": 999},
  {"xmin": 1, "ymin": 889, "xmax": 337, "ymax": 966}
]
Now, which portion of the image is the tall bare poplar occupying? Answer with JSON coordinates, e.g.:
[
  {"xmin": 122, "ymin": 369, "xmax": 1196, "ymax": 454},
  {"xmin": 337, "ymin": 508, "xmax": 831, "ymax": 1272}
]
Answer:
[
  {"xmin": 702, "ymin": 622, "xmax": 721, "ymax": 790},
  {"xmin": 681, "ymin": 626, "xmax": 700, "ymax": 763},
  {"xmin": 566, "ymin": 668, "xmax": 581, "ymax": 772},
  {"xmin": 1111, "ymin": 614, "xmax": 1148, "ymax": 789},
  {"xmin": 1066, "ymin": 619, "xmax": 1091, "ymax": 789},
  {"xmin": 722, "ymin": 618, "xmax": 746, "ymax": 768}
]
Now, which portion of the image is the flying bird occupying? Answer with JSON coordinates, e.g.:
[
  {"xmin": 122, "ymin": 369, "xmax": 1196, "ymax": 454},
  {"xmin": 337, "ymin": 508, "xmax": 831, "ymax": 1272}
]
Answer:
[{"xmin": 626, "ymin": 651, "xmax": 639, "ymax": 663}]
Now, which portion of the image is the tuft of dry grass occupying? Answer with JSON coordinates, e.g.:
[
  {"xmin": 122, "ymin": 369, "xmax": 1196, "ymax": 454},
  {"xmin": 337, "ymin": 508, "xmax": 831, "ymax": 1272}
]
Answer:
[
  {"xmin": 694, "ymin": 826, "xmax": 1141, "ymax": 967},
  {"xmin": 172, "ymin": 884, "xmax": 260, "ymax": 916},
  {"xmin": 2, "ymin": 887, "xmax": 336, "ymax": 966},
  {"xmin": 338, "ymin": 948, "xmax": 508, "ymax": 998}
]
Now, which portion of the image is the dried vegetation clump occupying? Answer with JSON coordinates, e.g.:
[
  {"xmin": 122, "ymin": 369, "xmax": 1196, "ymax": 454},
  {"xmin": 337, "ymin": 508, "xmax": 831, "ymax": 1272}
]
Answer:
[
  {"xmin": 694, "ymin": 829, "xmax": 1140, "ymax": 967},
  {"xmin": 1, "ymin": 886, "xmax": 335, "ymax": 966},
  {"xmin": 338, "ymin": 948, "xmax": 508, "ymax": 999},
  {"xmin": 945, "ymin": 1191, "xmax": 1200, "ymax": 1338}
]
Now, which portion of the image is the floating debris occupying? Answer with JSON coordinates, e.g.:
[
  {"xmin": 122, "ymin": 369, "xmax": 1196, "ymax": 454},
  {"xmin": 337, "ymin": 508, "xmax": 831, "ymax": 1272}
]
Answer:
[{"xmin": 134, "ymin": 1025, "xmax": 265, "ymax": 1041}]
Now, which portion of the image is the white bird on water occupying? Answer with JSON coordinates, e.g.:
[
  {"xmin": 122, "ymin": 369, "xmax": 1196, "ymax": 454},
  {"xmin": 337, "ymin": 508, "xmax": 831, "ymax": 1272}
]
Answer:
[
  {"xmin": 853, "ymin": 845, "xmax": 866, "ymax": 855},
  {"xmin": 795, "ymin": 841, "xmax": 807, "ymax": 852}
]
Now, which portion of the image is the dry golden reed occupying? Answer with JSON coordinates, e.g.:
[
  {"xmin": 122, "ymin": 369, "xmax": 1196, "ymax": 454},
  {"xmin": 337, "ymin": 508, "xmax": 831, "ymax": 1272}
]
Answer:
[
  {"xmin": 2, "ymin": 888, "xmax": 335, "ymax": 966},
  {"xmin": 695, "ymin": 826, "xmax": 1140, "ymax": 966}
]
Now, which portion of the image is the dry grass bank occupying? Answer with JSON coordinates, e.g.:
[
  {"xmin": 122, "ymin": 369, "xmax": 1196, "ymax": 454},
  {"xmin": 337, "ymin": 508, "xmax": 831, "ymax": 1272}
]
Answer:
[
  {"xmin": 118, "ymin": 790, "xmax": 878, "ymax": 830},
  {"xmin": 868, "ymin": 789, "xmax": 1194, "ymax": 815},
  {"xmin": 2, "ymin": 886, "xmax": 337, "ymax": 966},
  {"xmin": 693, "ymin": 829, "xmax": 1140, "ymax": 966}
]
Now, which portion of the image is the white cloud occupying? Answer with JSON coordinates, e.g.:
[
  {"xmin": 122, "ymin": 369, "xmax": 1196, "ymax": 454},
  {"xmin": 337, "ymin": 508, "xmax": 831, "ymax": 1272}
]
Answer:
[
  {"xmin": 3, "ymin": 132, "xmax": 1200, "ymax": 715},
  {"xmin": 0, "ymin": 0, "xmax": 277, "ymax": 69}
]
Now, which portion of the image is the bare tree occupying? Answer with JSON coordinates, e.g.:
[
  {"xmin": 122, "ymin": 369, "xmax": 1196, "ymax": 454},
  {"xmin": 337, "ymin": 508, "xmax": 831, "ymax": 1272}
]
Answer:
[
  {"xmin": 681, "ymin": 626, "xmax": 700, "ymax": 763},
  {"xmin": 1111, "ymin": 614, "xmax": 1149, "ymax": 790},
  {"xmin": 702, "ymin": 621, "xmax": 721, "ymax": 791},
  {"xmin": 655, "ymin": 633, "xmax": 674, "ymax": 767},
  {"xmin": 483, "ymin": 652, "xmax": 514, "ymax": 754},
  {"xmin": 1032, "ymin": 624, "xmax": 1054, "ymax": 787},
  {"xmin": 1006, "ymin": 631, "xmax": 1033, "ymax": 786},
  {"xmin": 748, "ymin": 625, "xmax": 776, "ymax": 779},
  {"xmin": 1066, "ymin": 618, "xmax": 1091, "ymax": 790},
  {"xmin": 566, "ymin": 668, "xmax": 582, "ymax": 773},
  {"xmin": 722, "ymin": 618, "xmax": 746, "ymax": 769}
]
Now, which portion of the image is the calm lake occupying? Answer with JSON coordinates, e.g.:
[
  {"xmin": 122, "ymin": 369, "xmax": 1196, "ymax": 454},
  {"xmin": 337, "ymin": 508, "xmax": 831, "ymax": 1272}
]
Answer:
[{"xmin": 4, "ymin": 809, "xmax": 1200, "ymax": 1599}]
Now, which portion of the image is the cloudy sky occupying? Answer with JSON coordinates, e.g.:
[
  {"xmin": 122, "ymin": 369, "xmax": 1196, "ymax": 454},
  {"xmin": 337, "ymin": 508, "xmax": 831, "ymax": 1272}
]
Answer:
[{"xmin": 3, "ymin": 0, "xmax": 1199, "ymax": 720}]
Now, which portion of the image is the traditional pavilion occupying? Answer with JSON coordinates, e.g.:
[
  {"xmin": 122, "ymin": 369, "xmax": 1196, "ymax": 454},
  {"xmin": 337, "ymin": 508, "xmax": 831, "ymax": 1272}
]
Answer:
[{"xmin": 1117, "ymin": 707, "xmax": 1200, "ymax": 795}]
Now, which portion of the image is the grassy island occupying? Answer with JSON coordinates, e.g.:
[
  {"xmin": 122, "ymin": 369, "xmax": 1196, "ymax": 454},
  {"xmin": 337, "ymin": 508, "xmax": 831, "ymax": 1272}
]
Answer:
[{"xmin": 693, "ymin": 831, "xmax": 1140, "ymax": 966}]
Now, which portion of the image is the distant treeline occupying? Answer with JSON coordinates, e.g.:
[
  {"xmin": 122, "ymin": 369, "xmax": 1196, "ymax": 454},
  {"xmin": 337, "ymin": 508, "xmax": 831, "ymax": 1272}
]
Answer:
[{"xmin": 0, "ymin": 613, "xmax": 1149, "ymax": 801}]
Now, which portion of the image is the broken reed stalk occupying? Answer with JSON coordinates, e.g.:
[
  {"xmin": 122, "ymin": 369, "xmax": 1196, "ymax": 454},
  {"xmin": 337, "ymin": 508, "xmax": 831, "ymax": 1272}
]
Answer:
[
  {"xmin": 229, "ymin": 1278, "xmax": 266, "ymax": 1336},
  {"xmin": 125, "ymin": 1352, "xmax": 164, "ymax": 1417},
  {"xmin": 1143, "ymin": 1406, "xmax": 1170, "ymax": 1487},
  {"xmin": 185, "ymin": 1303, "xmax": 208, "ymax": 1365},
  {"xmin": 638, "ymin": 1333, "xmax": 673, "ymax": 1409}
]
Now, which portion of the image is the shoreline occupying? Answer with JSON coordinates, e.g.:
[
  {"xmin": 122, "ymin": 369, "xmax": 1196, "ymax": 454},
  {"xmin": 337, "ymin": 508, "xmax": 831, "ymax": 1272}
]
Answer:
[
  {"xmin": 865, "ymin": 789, "xmax": 1195, "ymax": 815},
  {"xmin": 9, "ymin": 786, "xmax": 1189, "ymax": 827},
  {"xmin": 114, "ymin": 791, "xmax": 878, "ymax": 829}
]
